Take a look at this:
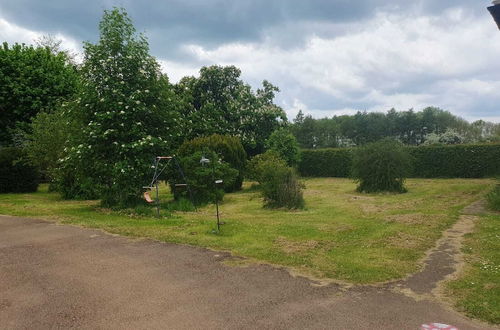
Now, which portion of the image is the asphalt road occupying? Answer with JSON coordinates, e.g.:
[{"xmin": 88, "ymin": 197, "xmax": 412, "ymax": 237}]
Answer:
[{"xmin": 0, "ymin": 215, "xmax": 494, "ymax": 329}]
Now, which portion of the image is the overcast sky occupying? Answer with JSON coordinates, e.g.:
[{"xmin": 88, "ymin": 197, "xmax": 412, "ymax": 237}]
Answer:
[{"xmin": 1, "ymin": 0, "xmax": 499, "ymax": 122}]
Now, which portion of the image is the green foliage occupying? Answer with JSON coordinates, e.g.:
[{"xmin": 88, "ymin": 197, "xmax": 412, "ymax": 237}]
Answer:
[
  {"xmin": 168, "ymin": 151, "xmax": 238, "ymax": 205},
  {"xmin": 174, "ymin": 65, "xmax": 287, "ymax": 155},
  {"xmin": 0, "ymin": 42, "xmax": 78, "ymax": 146},
  {"xmin": 291, "ymin": 107, "xmax": 499, "ymax": 148},
  {"xmin": 0, "ymin": 147, "xmax": 39, "ymax": 193},
  {"xmin": 24, "ymin": 106, "xmax": 80, "ymax": 182},
  {"xmin": 300, "ymin": 144, "xmax": 500, "ymax": 179},
  {"xmin": 423, "ymin": 128, "xmax": 467, "ymax": 145},
  {"xmin": 260, "ymin": 163, "xmax": 305, "ymax": 209},
  {"xmin": 408, "ymin": 144, "xmax": 500, "ymax": 178},
  {"xmin": 298, "ymin": 148, "xmax": 353, "ymax": 177},
  {"xmin": 246, "ymin": 150, "xmax": 287, "ymax": 183},
  {"xmin": 351, "ymin": 139, "xmax": 412, "ymax": 193},
  {"xmin": 177, "ymin": 134, "xmax": 246, "ymax": 191},
  {"xmin": 486, "ymin": 184, "xmax": 500, "ymax": 211},
  {"xmin": 248, "ymin": 151, "xmax": 305, "ymax": 209},
  {"xmin": 265, "ymin": 129, "xmax": 301, "ymax": 166},
  {"xmin": 61, "ymin": 8, "xmax": 181, "ymax": 207}
]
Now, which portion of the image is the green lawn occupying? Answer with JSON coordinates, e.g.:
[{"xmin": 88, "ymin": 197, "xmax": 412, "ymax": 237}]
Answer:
[
  {"xmin": 0, "ymin": 178, "xmax": 493, "ymax": 285},
  {"xmin": 445, "ymin": 211, "xmax": 500, "ymax": 324}
]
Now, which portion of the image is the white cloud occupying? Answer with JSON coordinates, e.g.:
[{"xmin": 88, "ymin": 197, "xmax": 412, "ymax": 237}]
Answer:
[
  {"xmin": 161, "ymin": 8, "xmax": 500, "ymax": 122},
  {"xmin": 0, "ymin": 17, "xmax": 82, "ymax": 61}
]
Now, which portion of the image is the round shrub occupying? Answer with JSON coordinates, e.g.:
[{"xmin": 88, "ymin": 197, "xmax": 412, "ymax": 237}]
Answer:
[
  {"xmin": 0, "ymin": 147, "xmax": 39, "ymax": 193},
  {"xmin": 265, "ymin": 129, "xmax": 301, "ymax": 166},
  {"xmin": 351, "ymin": 138, "xmax": 412, "ymax": 193},
  {"xmin": 246, "ymin": 150, "xmax": 287, "ymax": 183},
  {"xmin": 168, "ymin": 151, "xmax": 238, "ymax": 205},
  {"xmin": 177, "ymin": 134, "xmax": 247, "ymax": 191},
  {"xmin": 248, "ymin": 151, "xmax": 305, "ymax": 209}
]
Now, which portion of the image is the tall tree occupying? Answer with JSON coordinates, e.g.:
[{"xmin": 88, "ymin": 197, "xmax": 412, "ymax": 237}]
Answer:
[
  {"xmin": 175, "ymin": 65, "xmax": 286, "ymax": 155},
  {"xmin": 62, "ymin": 8, "xmax": 181, "ymax": 206},
  {"xmin": 0, "ymin": 42, "xmax": 78, "ymax": 146}
]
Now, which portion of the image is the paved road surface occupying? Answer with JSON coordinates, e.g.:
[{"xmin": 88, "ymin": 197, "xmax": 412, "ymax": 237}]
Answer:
[{"xmin": 0, "ymin": 216, "xmax": 494, "ymax": 329}]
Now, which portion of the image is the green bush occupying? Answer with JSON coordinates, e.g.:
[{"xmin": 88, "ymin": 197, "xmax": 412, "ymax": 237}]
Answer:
[
  {"xmin": 299, "ymin": 144, "xmax": 500, "ymax": 178},
  {"xmin": 261, "ymin": 164, "xmax": 305, "ymax": 209},
  {"xmin": 352, "ymin": 139, "xmax": 412, "ymax": 193},
  {"xmin": 168, "ymin": 151, "xmax": 238, "ymax": 205},
  {"xmin": 249, "ymin": 151, "xmax": 305, "ymax": 209},
  {"xmin": 177, "ymin": 134, "xmax": 247, "ymax": 192},
  {"xmin": 246, "ymin": 150, "xmax": 287, "ymax": 183},
  {"xmin": 486, "ymin": 184, "xmax": 500, "ymax": 211},
  {"xmin": 265, "ymin": 129, "xmax": 301, "ymax": 166},
  {"xmin": 0, "ymin": 147, "xmax": 39, "ymax": 193},
  {"xmin": 298, "ymin": 148, "xmax": 352, "ymax": 177}
]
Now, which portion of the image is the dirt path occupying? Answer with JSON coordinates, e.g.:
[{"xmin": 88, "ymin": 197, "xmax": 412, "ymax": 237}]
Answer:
[{"xmin": 0, "ymin": 214, "xmax": 495, "ymax": 330}]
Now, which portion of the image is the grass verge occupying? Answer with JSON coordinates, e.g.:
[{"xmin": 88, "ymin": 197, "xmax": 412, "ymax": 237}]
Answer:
[
  {"xmin": 0, "ymin": 178, "xmax": 493, "ymax": 285},
  {"xmin": 445, "ymin": 202, "xmax": 500, "ymax": 324}
]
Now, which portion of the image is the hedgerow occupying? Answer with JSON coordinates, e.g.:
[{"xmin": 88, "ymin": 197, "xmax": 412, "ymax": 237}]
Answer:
[{"xmin": 299, "ymin": 144, "xmax": 500, "ymax": 178}]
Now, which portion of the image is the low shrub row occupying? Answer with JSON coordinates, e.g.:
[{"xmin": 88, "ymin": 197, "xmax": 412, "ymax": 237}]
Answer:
[{"xmin": 299, "ymin": 144, "xmax": 500, "ymax": 178}]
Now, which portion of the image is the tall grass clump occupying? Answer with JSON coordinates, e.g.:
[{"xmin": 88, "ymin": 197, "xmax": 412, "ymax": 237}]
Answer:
[
  {"xmin": 351, "ymin": 138, "xmax": 412, "ymax": 193},
  {"xmin": 486, "ymin": 184, "xmax": 500, "ymax": 211}
]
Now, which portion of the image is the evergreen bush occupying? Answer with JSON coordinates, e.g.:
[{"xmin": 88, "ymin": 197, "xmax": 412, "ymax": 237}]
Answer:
[
  {"xmin": 168, "ymin": 151, "xmax": 238, "ymax": 205},
  {"xmin": 177, "ymin": 134, "xmax": 246, "ymax": 191}
]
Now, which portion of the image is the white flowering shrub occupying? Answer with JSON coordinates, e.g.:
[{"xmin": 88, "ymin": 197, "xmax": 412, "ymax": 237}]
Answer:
[
  {"xmin": 423, "ymin": 128, "xmax": 466, "ymax": 145},
  {"xmin": 61, "ymin": 8, "xmax": 180, "ymax": 207}
]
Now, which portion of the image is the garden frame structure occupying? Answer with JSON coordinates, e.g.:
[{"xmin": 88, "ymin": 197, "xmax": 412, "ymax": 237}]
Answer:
[{"xmin": 143, "ymin": 156, "xmax": 195, "ymax": 216}]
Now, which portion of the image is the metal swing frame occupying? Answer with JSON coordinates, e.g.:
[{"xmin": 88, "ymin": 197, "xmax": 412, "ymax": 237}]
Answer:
[{"xmin": 143, "ymin": 156, "xmax": 195, "ymax": 217}]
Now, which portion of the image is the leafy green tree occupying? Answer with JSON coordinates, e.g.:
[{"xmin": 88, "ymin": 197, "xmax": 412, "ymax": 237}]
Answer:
[
  {"xmin": 62, "ymin": 8, "xmax": 181, "ymax": 207},
  {"xmin": 175, "ymin": 65, "xmax": 287, "ymax": 155},
  {"xmin": 265, "ymin": 129, "xmax": 301, "ymax": 166},
  {"xmin": 24, "ymin": 105, "xmax": 80, "ymax": 184},
  {"xmin": 0, "ymin": 42, "xmax": 78, "ymax": 146}
]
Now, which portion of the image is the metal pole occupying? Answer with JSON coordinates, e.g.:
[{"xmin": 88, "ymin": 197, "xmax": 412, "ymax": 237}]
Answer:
[
  {"xmin": 212, "ymin": 160, "xmax": 220, "ymax": 232},
  {"xmin": 155, "ymin": 179, "xmax": 160, "ymax": 217}
]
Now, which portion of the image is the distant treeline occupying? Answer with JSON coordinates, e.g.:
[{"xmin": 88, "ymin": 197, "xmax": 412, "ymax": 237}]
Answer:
[{"xmin": 290, "ymin": 108, "xmax": 500, "ymax": 148}]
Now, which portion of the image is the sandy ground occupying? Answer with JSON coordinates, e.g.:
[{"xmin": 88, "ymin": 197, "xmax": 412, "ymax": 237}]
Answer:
[{"xmin": 0, "ymin": 215, "xmax": 495, "ymax": 330}]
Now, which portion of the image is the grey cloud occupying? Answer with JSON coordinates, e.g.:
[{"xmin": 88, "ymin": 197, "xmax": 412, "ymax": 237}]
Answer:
[{"xmin": 0, "ymin": 0, "xmax": 485, "ymax": 58}]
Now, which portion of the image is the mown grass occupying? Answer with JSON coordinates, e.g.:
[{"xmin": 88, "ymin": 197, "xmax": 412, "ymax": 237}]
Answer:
[
  {"xmin": 0, "ymin": 178, "xmax": 493, "ymax": 285},
  {"xmin": 445, "ymin": 197, "xmax": 500, "ymax": 324}
]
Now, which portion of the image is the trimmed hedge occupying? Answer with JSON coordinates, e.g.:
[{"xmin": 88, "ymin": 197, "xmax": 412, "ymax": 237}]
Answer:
[
  {"xmin": 298, "ymin": 148, "xmax": 353, "ymax": 177},
  {"xmin": 407, "ymin": 144, "xmax": 500, "ymax": 178},
  {"xmin": 0, "ymin": 147, "xmax": 39, "ymax": 193},
  {"xmin": 299, "ymin": 144, "xmax": 500, "ymax": 178}
]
